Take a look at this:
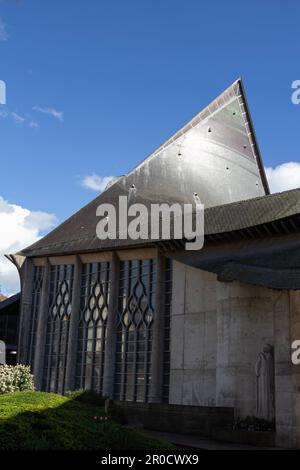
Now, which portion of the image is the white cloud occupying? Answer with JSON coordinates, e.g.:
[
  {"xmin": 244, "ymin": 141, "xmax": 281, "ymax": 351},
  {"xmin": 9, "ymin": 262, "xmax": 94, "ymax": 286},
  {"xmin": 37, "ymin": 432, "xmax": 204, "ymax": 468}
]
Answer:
[
  {"xmin": 0, "ymin": 108, "xmax": 39, "ymax": 129},
  {"xmin": 32, "ymin": 105, "xmax": 64, "ymax": 122},
  {"xmin": 265, "ymin": 162, "xmax": 300, "ymax": 193},
  {"xmin": 0, "ymin": 197, "xmax": 57, "ymax": 296},
  {"xmin": 28, "ymin": 120, "xmax": 39, "ymax": 129},
  {"xmin": 11, "ymin": 112, "xmax": 25, "ymax": 124},
  {"xmin": 82, "ymin": 174, "xmax": 115, "ymax": 192},
  {"xmin": 0, "ymin": 18, "xmax": 7, "ymax": 41}
]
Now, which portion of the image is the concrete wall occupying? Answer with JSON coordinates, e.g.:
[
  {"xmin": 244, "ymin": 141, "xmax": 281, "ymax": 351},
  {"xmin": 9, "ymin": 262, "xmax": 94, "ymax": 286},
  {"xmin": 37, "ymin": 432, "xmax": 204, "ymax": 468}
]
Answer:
[
  {"xmin": 170, "ymin": 261, "xmax": 296, "ymax": 447},
  {"xmin": 113, "ymin": 401, "xmax": 234, "ymax": 436},
  {"xmin": 289, "ymin": 291, "xmax": 300, "ymax": 448},
  {"xmin": 216, "ymin": 282, "xmax": 281, "ymax": 416},
  {"xmin": 170, "ymin": 261, "xmax": 217, "ymax": 406}
]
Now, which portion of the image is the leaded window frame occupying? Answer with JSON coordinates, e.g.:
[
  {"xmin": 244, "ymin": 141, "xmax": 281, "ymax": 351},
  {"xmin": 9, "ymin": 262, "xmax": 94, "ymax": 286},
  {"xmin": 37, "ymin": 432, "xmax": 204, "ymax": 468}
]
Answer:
[
  {"xmin": 75, "ymin": 261, "xmax": 110, "ymax": 393},
  {"xmin": 114, "ymin": 258, "xmax": 157, "ymax": 403},
  {"xmin": 27, "ymin": 265, "xmax": 44, "ymax": 368},
  {"xmin": 42, "ymin": 264, "xmax": 74, "ymax": 393},
  {"xmin": 162, "ymin": 258, "xmax": 172, "ymax": 403}
]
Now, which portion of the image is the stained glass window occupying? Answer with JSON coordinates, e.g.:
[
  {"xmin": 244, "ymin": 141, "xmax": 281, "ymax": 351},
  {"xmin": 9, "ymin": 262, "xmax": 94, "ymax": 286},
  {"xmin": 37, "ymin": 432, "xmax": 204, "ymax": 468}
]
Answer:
[
  {"xmin": 27, "ymin": 265, "xmax": 44, "ymax": 369},
  {"xmin": 114, "ymin": 259, "xmax": 157, "ymax": 402},
  {"xmin": 75, "ymin": 262, "xmax": 110, "ymax": 393},
  {"xmin": 163, "ymin": 258, "xmax": 172, "ymax": 403},
  {"xmin": 42, "ymin": 264, "xmax": 74, "ymax": 393}
]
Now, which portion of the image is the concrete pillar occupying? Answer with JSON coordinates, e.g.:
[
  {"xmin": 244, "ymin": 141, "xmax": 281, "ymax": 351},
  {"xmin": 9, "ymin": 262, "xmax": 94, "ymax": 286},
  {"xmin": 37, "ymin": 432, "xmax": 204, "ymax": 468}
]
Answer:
[
  {"xmin": 149, "ymin": 253, "xmax": 166, "ymax": 403},
  {"xmin": 103, "ymin": 252, "xmax": 119, "ymax": 398},
  {"xmin": 65, "ymin": 256, "xmax": 82, "ymax": 392},
  {"xmin": 273, "ymin": 290, "xmax": 296, "ymax": 448},
  {"xmin": 17, "ymin": 257, "xmax": 35, "ymax": 364},
  {"xmin": 169, "ymin": 262, "xmax": 217, "ymax": 406},
  {"xmin": 33, "ymin": 260, "xmax": 50, "ymax": 390},
  {"xmin": 290, "ymin": 291, "xmax": 300, "ymax": 448}
]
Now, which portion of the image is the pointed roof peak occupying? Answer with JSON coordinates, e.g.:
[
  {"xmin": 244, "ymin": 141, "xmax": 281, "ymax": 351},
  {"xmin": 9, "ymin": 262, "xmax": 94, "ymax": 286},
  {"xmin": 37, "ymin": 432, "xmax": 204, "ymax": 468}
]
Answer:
[
  {"xmin": 126, "ymin": 78, "xmax": 244, "ymax": 177},
  {"xmin": 123, "ymin": 78, "xmax": 269, "ymax": 195}
]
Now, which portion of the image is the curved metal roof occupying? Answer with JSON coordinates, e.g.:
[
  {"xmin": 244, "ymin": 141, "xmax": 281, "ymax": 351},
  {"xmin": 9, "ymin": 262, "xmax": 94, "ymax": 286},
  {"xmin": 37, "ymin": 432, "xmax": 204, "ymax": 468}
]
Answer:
[{"xmin": 18, "ymin": 79, "xmax": 270, "ymax": 257}]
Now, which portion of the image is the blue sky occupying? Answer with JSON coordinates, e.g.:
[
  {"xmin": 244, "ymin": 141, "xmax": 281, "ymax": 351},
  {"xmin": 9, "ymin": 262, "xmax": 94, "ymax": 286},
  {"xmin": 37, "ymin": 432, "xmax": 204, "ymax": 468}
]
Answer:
[{"xmin": 0, "ymin": 0, "xmax": 300, "ymax": 294}]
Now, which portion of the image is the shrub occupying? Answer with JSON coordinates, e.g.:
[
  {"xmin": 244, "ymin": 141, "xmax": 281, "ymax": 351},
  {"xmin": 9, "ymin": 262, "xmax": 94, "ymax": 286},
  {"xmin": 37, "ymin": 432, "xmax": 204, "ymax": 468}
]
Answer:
[
  {"xmin": 65, "ymin": 389, "xmax": 107, "ymax": 406},
  {"xmin": 0, "ymin": 364, "xmax": 34, "ymax": 394}
]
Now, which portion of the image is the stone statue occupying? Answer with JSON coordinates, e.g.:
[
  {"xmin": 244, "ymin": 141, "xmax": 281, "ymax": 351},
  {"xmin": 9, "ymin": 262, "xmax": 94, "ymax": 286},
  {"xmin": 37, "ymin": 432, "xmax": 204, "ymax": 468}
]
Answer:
[{"xmin": 255, "ymin": 344, "xmax": 275, "ymax": 421}]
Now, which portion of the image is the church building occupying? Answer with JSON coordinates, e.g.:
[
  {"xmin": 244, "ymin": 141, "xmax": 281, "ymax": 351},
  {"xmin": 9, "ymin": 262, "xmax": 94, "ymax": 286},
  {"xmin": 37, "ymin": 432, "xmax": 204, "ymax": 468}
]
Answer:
[{"xmin": 8, "ymin": 79, "xmax": 300, "ymax": 448}]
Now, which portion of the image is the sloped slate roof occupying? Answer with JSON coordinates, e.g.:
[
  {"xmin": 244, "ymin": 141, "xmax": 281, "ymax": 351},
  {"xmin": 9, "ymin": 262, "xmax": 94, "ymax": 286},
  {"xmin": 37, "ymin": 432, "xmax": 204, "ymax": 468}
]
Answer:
[
  {"xmin": 19, "ymin": 188, "xmax": 300, "ymax": 257},
  {"xmin": 204, "ymin": 187, "xmax": 300, "ymax": 234}
]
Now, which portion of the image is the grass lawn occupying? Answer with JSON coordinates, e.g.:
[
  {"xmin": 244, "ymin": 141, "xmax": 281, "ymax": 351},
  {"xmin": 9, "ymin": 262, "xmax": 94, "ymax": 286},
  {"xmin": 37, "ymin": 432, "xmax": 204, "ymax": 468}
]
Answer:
[{"xmin": 0, "ymin": 391, "xmax": 174, "ymax": 450}]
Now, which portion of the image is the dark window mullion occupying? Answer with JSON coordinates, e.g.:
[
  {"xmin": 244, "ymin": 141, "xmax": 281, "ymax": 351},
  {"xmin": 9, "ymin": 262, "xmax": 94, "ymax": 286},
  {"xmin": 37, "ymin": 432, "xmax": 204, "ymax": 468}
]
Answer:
[
  {"xmin": 120, "ymin": 328, "xmax": 127, "ymax": 401},
  {"xmin": 90, "ymin": 322, "xmax": 97, "ymax": 390},
  {"xmin": 55, "ymin": 312, "xmax": 64, "ymax": 393},
  {"xmin": 143, "ymin": 326, "xmax": 149, "ymax": 403},
  {"xmin": 62, "ymin": 318, "xmax": 71, "ymax": 394},
  {"xmin": 46, "ymin": 267, "xmax": 57, "ymax": 391},
  {"xmin": 132, "ymin": 327, "xmax": 138, "ymax": 402}
]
